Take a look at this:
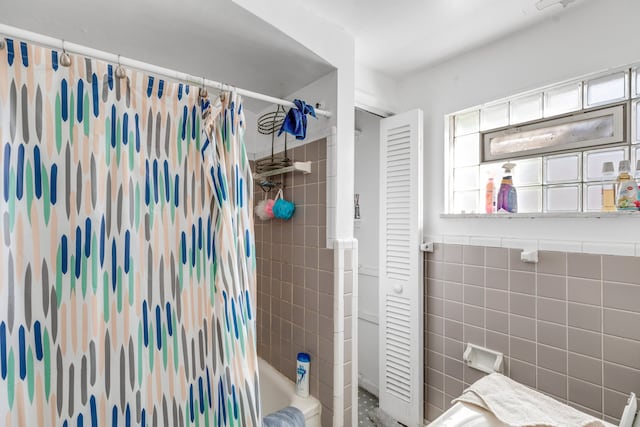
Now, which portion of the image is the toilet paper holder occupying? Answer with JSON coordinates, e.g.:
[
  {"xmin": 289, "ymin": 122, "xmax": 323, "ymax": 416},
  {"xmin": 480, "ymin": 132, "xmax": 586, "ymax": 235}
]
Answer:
[{"xmin": 463, "ymin": 343, "xmax": 504, "ymax": 374}]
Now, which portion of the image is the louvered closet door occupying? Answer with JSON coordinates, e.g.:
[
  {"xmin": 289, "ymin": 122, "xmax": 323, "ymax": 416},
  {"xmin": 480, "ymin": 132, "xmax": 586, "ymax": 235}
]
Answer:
[{"xmin": 378, "ymin": 110, "xmax": 424, "ymax": 426}]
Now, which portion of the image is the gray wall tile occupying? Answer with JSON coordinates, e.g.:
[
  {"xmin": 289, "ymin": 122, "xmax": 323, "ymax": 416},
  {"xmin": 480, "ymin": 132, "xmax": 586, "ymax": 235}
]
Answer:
[
  {"xmin": 568, "ymin": 352, "xmax": 602, "ymax": 385},
  {"xmin": 444, "ymin": 319, "xmax": 463, "ymax": 341},
  {"xmin": 486, "ymin": 331, "xmax": 509, "ymax": 357},
  {"xmin": 604, "ymin": 281, "xmax": 640, "ymax": 313},
  {"xmin": 603, "ymin": 255, "xmax": 640, "ymax": 284},
  {"xmin": 569, "ymin": 378, "xmax": 603, "ymax": 412},
  {"xmin": 538, "ymin": 251, "xmax": 567, "ymax": 275},
  {"xmin": 444, "ymin": 263, "xmax": 463, "ymax": 283},
  {"xmin": 463, "ymin": 265, "xmax": 485, "ymax": 287},
  {"xmin": 568, "ymin": 327, "xmax": 602, "ymax": 359},
  {"xmin": 510, "ymin": 314, "xmax": 536, "ymax": 340},
  {"xmin": 604, "ymin": 309, "xmax": 640, "ymax": 341},
  {"xmin": 444, "ymin": 300, "xmax": 463, "ymax": 322},
  {"xmin": 443, "ymin": 244, "xmax": 463, "ymax": 264},
  {"xmin": 486, "ymin": 289, "xmax": 509, "ymax": 312},
  {"xmin": 463, "ymin": 284, "xmax": 484, "ymax": 307},
  {"xmin": 463, "ymin": 324, "xmax": 485, "ymax": 346},
  {"xmin": 510, "ymin": 292, "xmax": 536, "ymax": 318},
  {"xmin": 568, "ymin": 253, "xmax": 602, "ymax": 280},
  {"xmin": 444, "ymin": 281, "xmax": 463, "ymax": 302},
  {"xmin": 486, "ymin": 310, "xmax": 509, "ymax": 334},
  {"xmin": 510, "ymin": 359, "xmax": 536, "ymax": 388},
  {"xmin": 485, "ymin": 247, "xmax": 508, "ymax": 269},
  {"xmin": 486, "ymin": 268, "xmax": 508, "ymax": 290},
  {"xmin": 603, "ymin": 362, "xmax": 640, "ymax": 395},
  {"xmin": 538, "ymin": 367, "xmax": 568, "ymax": 400},
  {"xmin": 538, "ymin": 273, "xmax": 567, "ymax": 300},
  {"xmin": 538, "ymin": 344, "xmax": 567, "ymax": 374},
  {"xmin": 603, "ymin": 335, "xmax": 640, "ymax": 370},
  {"xmin": 423, "ymin": 245, "xmax": 640, "ymax": 423},
  {"xmin": 568, "ymin": 277, "xmax": 602, "ymax": 306},
  {"xmin": 511, "ymin": 337, "xmax": 536, "ymax": 364},
  {"xmin": 510, "ymin": 270, "xmax": 536, "ymax": 295},
  {"xmin": 568, "ymin": 303, "xmax": 602, "ymax": 332},
  {"xmin": 463, "ymin": 245, "xmax": 485, "ymax": 266},
  {"xmin": 538, "ymin": 297, "xmax": 566, "ymax": 325},
  {"xmin": 464, "ymin": 304, "xmax": 485, "ymax": 328},
  {"xmin": 539, "ymin": 321, "xmax": 567, "ymax": 350}
]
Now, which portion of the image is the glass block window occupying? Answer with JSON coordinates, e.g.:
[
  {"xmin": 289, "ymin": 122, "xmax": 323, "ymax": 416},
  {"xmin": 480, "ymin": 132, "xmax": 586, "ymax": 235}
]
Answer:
[
  {"xmin": 480, "ymin": 103, "xmax": 509, "ymax": 131},
  {"xmin": 455, "ymin": 110, "xmax": 479, "ymax": 136},
  {"xmin": 544, "ymin": 82, "xmax": 582, "ymax": 117},
  {"xmin": 544, "ymin": 185, "xmax": 582, "ymax": 212},
  {"xmin": 510, "ymin": 93, "xmax": 543, "ymax": 124},
  {"xmin": 584, "ymin": 71, "xmax": 628, "ymax": 107},
  {"xmin": 544, "ymin": 153, "xmax": 581, "ymax": 184},
  {"xmin": 447, "ymin": 65, "xmax": 638, "ymax": 214}
]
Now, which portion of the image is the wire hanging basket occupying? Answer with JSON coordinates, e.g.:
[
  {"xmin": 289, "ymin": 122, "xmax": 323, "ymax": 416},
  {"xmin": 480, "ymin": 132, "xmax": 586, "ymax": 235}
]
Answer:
[{"xmin": 255, "ymin": 105, "xmax": 291, "ymax": 173}]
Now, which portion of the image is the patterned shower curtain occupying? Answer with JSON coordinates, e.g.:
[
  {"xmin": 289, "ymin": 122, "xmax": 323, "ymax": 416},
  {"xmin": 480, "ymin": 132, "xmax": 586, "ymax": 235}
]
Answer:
[{"xmin": 0, "ymin": 39, "xmax": 260, "ymax": 426}]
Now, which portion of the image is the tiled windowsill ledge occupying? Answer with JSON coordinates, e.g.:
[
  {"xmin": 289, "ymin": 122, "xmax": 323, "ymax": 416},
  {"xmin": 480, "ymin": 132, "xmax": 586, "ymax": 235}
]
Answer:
[{"xmin": 440, "ymin": 211, "xmax": 640, "ymax": 219}]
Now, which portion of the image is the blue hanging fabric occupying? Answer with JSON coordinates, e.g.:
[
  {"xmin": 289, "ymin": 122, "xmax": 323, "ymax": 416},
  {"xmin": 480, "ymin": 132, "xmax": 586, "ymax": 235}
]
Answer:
[{"xmin": 277, "ymin": 99, "xmax": 317, "ymax": 140}]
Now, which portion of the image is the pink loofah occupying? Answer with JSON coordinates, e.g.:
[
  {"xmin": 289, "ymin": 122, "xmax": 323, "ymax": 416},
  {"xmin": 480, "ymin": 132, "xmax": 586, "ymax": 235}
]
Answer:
[{"xmin": 264, "ymin": 199, "xmax": 275, "ymax": 218}]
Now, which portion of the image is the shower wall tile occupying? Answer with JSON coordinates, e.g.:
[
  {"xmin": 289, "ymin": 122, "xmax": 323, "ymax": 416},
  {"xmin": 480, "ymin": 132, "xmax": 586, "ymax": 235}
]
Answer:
[
  {"xmin": 424, "ymin": 243, "xmax": 640, "ymax": 424},
  {"xmin": 255, "ymin": 139, "xmax": 335, "ymax": 426}
]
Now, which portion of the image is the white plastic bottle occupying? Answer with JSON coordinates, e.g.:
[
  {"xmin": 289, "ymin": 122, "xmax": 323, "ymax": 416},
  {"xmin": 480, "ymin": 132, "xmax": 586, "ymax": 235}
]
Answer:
[{"xmin": 296, "ymin": 352, "xmax": 310, "ymax": 397}]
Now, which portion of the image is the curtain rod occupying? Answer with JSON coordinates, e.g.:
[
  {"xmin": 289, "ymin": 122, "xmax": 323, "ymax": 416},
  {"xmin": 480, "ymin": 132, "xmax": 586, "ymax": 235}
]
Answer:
[{"xmin": 0, "ymin": 23, "xmax": 332, "ymax": 118}]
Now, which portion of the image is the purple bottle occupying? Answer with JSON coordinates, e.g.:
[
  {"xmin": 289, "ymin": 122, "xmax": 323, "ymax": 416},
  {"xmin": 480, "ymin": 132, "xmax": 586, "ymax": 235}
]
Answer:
[{"xmin": 497, "ymin": 163, "xmax": 517, "ymax": 213}]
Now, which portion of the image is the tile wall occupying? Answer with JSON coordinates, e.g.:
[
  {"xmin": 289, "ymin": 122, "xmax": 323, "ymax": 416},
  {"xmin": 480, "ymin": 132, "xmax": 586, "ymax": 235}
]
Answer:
[
  {"xmin": 253, "ymin": 139, "xmax": 336, "ymax": 427},
  {"xmin": 425, "ymin": 243, "xmax": 640, "ymax": 424}
]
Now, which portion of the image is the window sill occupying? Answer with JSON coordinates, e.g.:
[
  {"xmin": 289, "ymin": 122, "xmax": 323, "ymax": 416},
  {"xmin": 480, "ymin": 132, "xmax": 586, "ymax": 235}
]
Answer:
[{"xmin": 440, "ymin": 211, "xmax": 640, "ymax": 219}]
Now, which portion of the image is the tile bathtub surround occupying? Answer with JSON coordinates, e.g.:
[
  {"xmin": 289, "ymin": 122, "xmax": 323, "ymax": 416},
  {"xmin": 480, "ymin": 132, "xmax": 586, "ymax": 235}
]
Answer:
[
  {"xmin": 253, "ymin": 139, "xmax": 335, "ymax": 427},
  {"xmin": 424, "ymin": 244, "xmax": 640, "ymax": 424}
]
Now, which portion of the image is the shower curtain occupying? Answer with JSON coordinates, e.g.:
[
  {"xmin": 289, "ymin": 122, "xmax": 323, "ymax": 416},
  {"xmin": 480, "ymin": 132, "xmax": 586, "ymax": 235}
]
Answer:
[{"xmin": 0, "ymin": 39, "xmax": 260, "ymax": 426}]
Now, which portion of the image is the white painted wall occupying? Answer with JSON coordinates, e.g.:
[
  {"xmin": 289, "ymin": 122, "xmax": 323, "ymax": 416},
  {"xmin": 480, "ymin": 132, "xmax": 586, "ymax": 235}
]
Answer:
[
  {"xmin": 398, "ymin": 0, "xmax": 640, "ymax": 249},
  {"xmin": 355, "ymin": 65, "xmax": 398, "ymax": 116},
  {"xmin": 354, "ymin": 109, "xmax": 381, "ymax": 395}
]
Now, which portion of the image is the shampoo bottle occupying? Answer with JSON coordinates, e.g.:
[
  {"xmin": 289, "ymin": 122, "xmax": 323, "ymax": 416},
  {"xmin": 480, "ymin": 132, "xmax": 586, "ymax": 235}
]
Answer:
[
  {"xmin": 616, "ymin": 160, "xmax": 638, "ymax": 210},
  {"xmin": 485, "ymin": 177, "xmax": 495, "ymax": 214},
  {"xmin": 497, "ymin": 163, "xmax": 517, "ymax": 213}
]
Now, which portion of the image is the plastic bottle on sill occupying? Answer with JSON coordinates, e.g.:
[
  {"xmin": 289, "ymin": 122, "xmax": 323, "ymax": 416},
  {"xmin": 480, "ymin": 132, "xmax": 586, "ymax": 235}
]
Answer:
[
  {"xmin": 485, "ymin": 176, "xmax": 495, "ymax": 214},
  {"xmin": 601, "ymin": 161, "xmax": 616, "ymax": 212},
  {"xmin": 497, "ymin": 163, "xmax": 517, "ymax": 213},
  {"xmin": 615, "ymin": 160, "xmax": 638, "ymax": 211},
  {"xmin": 296, "ymin": 352, "xmax": 311, "ymax": 398}
]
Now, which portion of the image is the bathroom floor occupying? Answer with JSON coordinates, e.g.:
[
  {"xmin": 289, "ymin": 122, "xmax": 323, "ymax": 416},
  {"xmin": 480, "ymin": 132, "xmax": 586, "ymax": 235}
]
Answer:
[{"xmin": 358, "ymin": 387, "xmax": 379, "ymax": 426}]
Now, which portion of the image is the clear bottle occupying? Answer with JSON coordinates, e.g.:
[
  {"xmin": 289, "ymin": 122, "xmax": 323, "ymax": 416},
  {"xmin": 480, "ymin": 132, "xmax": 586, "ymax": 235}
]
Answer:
[
  {"xmin": 601, "ymin": 161, "xmax": 616, "ymax": 212},
  {"xmin": 616, "ymin": 160, "xmax": 638, "ymax": 210}
]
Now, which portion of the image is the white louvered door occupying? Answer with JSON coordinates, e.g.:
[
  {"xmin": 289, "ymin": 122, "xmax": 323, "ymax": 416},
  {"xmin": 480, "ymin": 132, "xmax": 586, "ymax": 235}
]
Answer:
[{"xmin": 378, "ymin": 110, "xmax": 424, "ymax": 426}]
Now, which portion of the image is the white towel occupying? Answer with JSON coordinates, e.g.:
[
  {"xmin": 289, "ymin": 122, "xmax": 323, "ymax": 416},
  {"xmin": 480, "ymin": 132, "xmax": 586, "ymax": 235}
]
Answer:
[{"xmin": 453, "ymin": 373, "xmax": 605, "ymax": 427}]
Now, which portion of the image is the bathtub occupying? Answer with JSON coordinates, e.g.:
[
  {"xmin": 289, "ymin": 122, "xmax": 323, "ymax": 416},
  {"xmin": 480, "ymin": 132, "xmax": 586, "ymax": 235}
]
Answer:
[{"xmin": 258, "ymin": 357, "xmax": 322, "ymax": 427}]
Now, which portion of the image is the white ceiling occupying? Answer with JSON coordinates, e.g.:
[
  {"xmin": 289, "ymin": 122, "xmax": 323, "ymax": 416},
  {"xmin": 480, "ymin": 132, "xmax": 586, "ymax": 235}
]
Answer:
[
  {"xmin": 301, "ymin": 0, "xmax": 588, "ymax": 77},
  {"xmin": 0, "ymin": 0, "xmax": 335, "ymax": 112}
]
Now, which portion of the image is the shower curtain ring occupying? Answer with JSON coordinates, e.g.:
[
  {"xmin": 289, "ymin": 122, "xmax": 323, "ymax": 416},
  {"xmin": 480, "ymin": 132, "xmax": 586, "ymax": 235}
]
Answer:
[
  {"xmin": 60, "ymin": 40, "xmax": 72, "ymax": 67},
  {"xmin": 115, "ymin": 55, "xmax": 127, "ymax": 79},
  {"xmin": 199, "ymin": 76, "xmax": 208, "ymax": 99}
]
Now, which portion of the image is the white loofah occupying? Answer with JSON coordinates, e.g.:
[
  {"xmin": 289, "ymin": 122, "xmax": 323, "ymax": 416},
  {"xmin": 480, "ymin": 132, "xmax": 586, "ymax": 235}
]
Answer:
[{"xmin": 254, "ymin": 199, "xmax": 271, "ymax": 220}]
